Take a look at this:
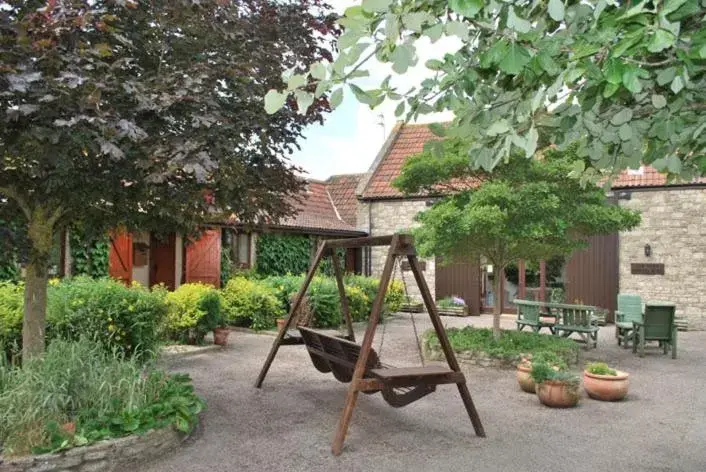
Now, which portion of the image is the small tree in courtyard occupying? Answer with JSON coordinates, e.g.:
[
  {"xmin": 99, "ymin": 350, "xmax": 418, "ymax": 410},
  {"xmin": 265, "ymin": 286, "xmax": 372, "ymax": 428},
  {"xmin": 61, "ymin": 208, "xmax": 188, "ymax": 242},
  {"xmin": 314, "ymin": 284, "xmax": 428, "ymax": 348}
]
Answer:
[
  {"xmin": 0, "ymin": 0, "xmax": 338, "ymax": 359},
  {"xmin": 394, "ymin": 141, "xmax": 641, "ymax": 338}
]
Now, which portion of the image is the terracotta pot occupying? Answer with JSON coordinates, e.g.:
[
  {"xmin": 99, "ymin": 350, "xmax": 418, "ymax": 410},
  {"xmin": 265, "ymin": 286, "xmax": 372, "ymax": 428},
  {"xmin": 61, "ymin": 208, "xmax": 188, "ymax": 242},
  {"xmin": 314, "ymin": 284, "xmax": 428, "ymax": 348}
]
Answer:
[
  {"xmin": 516, "ymin": 363, "xmax": 535, "ymax": 393},
  {"xmin": 213, "ymin": 327, "xmax": 230, "ymax": 346},
  {"xmin": 276, "ymin": 318, "xmax": 287, "ymax": 333},
  {"xmin": 61, "ymin": 421, "xmax": 76, "ymax": 436},
  {"xmin": 536, "ymin": 380, "xmax": 580, "ymax": 408},
  {"xmin": 583, "ymin": 370, "xmax": 629, "ymax": 401}
]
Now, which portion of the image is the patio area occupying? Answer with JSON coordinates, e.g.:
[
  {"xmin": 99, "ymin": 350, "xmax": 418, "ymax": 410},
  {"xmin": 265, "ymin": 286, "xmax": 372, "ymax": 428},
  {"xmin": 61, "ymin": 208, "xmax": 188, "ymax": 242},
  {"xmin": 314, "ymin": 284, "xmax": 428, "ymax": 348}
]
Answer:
[{"xmin": 146, "ymin": 314, "xmax": 706, "ymax": 472}]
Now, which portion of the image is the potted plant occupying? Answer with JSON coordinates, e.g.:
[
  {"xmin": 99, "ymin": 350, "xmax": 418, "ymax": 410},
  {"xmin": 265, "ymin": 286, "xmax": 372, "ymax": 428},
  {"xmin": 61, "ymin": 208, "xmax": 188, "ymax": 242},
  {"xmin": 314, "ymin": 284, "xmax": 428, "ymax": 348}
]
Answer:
[
  {"xmin": 213, "ymin": 324, "xmax": 230, "ymax": 346},
  {"xmin": 276, "ymin": 317, "xmax": 288, "ymax": 333},
  {"xmin": 531, "ymin": 361, "xmax": 580, "ymax": 408},
  {"xmin": 436, "ymin": 296, "xmax": 469, "ymax": 316},
  {"xmin": 516, "ymin": 352, "xmax": 568, "ymax": 394},
  {"xmin": 583, "ymin": 362, "xmax": 629, "ymax": 401}
]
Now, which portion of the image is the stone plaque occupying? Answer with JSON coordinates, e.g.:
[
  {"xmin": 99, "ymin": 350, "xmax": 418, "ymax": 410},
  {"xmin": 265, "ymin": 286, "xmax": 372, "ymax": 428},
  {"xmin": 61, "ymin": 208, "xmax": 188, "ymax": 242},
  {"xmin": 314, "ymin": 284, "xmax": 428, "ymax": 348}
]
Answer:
[
  {"xmin": 631, "ymin": 263, "xmax": 665, "ymax": 275},
  {"xmin": 400, "ymin": 260, "xmax": 425, "ymax": 271}
]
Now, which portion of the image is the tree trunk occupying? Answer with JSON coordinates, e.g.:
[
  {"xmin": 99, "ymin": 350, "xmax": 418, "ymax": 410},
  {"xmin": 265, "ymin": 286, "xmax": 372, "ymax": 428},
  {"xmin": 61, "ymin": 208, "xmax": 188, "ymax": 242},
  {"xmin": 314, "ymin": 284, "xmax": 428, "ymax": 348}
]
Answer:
[
  {"xmin": 492, "ymin": 270, "xmax": 503, "ymax": 339},
  {"xmin": 22, "ymin": 209, "xmax": 55, "ymax": 360}
]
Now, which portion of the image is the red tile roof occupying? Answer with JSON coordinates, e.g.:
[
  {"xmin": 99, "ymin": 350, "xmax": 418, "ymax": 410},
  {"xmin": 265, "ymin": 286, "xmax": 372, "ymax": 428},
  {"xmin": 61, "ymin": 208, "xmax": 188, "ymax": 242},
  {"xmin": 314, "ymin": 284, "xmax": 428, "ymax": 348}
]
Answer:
[
  {"xmin": 326, "ymin": 174, "xmax": 363, "ymax": 226},
  {"xmin": 360, "ymin": 122, "xmax": 705, "ymax": 199},
  {"xmin": 277, "ymin": 180, "xmax": 363, "ymax": 235}
]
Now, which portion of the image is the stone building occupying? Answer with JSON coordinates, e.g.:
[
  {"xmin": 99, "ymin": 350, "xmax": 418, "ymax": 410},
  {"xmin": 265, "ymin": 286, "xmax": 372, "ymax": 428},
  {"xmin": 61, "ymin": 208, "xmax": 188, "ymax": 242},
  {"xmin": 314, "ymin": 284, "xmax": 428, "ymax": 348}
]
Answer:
[{"xmin": 350, "ymin": 122, "xmax": 706, "ymax": 328}]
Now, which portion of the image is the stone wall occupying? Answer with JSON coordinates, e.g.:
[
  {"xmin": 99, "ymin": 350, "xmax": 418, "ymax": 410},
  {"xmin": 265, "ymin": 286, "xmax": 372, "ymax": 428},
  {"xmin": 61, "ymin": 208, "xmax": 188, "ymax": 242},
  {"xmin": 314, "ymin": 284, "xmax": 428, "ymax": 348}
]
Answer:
[
  {"xmin": 358, "ymin": 199, "xmax": 435, "ymax": 302},
  {"xmin": 618, "ymin": 187, "xmax": 706, "ymax": 330},
  {"xmin": 0, "ymin": 426, "xmax": 186, "ymax": 472}
]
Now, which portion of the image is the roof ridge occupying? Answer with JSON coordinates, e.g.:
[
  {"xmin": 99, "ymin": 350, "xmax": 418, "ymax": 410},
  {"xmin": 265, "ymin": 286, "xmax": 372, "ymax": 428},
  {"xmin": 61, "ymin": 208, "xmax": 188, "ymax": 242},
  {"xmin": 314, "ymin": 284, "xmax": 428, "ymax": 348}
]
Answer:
[{"xmin": 325, "ymin": 186, "xmax": 344, "ymax": 222}]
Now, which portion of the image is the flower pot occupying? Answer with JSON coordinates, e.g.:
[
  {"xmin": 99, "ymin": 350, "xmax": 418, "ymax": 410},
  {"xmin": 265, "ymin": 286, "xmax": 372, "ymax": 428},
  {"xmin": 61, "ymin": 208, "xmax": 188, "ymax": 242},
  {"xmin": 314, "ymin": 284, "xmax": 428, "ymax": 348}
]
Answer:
[
  {"xmin": 61, "ymin": 421, "xmax": 76, "ymax": 436},
  {"xmin": 516, "ymin": 363, "xmax": 535, "ymax": 393},
  {"xmin": 536, "ymin": 380, "xmax": 580, "ymax": 408},
  {"xmin": 213, "ymin": 327, "xmax": 230, "ymax": 346},
  {"xmin": 276, "ymin": 318, "xmax": 287, "ymax": 333},
  {"xmin": 583, "ymin": 370, "xmax": 629, "ymax": 401}
]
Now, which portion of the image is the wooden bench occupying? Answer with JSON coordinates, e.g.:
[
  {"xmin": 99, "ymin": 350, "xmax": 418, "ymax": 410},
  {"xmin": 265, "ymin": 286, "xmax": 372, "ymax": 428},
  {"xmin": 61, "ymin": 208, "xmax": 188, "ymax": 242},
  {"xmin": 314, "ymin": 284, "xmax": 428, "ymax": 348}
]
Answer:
[
  {"xmin": 551, "ymin": 303, "xmax": 599, "ymax": 349},
  {"xmin": 514, "ymin": 299, "xmax": 558, "ymax": 334}
]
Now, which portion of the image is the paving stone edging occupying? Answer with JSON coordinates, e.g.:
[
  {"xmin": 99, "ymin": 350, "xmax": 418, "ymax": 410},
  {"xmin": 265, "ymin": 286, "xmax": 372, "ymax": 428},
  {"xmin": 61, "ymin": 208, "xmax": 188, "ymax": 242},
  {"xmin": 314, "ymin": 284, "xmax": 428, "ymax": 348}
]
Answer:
[
  {"xmin": 424, "ymin": 346, "xmax": 519, "ymax": 369},
  {"xmin": 0, "ymin": 425, "xmax": 187, "ymax": 472}
]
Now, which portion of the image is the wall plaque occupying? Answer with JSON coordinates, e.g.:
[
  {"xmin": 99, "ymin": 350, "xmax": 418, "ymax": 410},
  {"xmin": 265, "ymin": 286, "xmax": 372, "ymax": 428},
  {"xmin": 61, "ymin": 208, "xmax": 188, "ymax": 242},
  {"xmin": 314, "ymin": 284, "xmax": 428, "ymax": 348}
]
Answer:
[
  {"xmin": 630, "ymin": 263, "xmax": 664, "ymax": 275},
  {"xmin": 400, "ymin": 260, "xmax": 425, "ymax": 271}
]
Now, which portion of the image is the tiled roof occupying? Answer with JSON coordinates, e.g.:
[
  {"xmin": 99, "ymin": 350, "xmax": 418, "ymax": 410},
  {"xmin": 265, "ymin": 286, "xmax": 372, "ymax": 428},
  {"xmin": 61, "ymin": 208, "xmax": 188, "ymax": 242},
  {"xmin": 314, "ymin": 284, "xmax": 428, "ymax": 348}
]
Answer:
[
  {"xmin": 611, "ymin": 166, "xmax": 706, "ymax": 189},
  {"xmin": 277, "ymin": 180, "xmax": 364, "ymax": 235},
  {"xmin": 360, "ymin": 123, "xmax": 441, "ymax": 199},
  {"xmin": 361, "ymin": 122, "xmax": 705, "ymax": 199},
  {"xmin": 326, "ymin": 174, "xmax": 363, "ymax": 226}
]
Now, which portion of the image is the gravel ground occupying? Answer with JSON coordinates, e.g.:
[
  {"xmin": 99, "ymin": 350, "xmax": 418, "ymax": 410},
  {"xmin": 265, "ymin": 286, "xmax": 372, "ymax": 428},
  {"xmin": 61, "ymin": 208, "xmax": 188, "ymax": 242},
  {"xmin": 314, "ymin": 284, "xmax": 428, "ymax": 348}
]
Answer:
[{"xmin": 146, "ymin": 314, "xmax": 706, "ymax": 472}]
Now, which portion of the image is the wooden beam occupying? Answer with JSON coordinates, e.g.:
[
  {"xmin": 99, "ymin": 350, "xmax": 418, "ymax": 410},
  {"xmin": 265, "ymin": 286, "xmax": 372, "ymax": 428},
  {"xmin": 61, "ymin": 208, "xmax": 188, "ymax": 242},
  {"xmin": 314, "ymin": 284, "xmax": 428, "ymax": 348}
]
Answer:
[
  {"xmin": 407, "ymin": 254, "xmax": 486, "ymax": 438},
  {"xmin": 518, "ymin": 260, "xmax": 526, "ymax": 299},
  {"xmin": 254, "ymin": 241, "xmax": 327, "ymax": 388},
  {"xmin": 539, "ymin": 260, "xmax": 547, "ymax": 302},
  {"xmin": 324, "ymin": 234, "xmax": 400, "ymax": 249},
  {"xmin": 331, "ymin": 250, "xmax": 355, "ymax": 342},
  {"xmin": 331, "ymin": 235, "xmax": 400, "ymax": 456}
]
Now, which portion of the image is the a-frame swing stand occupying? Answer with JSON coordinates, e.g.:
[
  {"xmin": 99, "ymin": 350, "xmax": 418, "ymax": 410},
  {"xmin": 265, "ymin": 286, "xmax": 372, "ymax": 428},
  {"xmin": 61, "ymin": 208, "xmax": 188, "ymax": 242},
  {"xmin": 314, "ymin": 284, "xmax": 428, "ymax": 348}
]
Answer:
[{"xmin": 254, "ymin": 234, "xmax": 485, "ymax": 455}]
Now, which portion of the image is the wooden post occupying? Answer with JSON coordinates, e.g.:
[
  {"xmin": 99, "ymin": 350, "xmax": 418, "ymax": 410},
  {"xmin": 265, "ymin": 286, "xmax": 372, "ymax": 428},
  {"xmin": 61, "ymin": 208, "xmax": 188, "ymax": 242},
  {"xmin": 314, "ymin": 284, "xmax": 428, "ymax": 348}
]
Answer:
[
  {"xmin": 331, "ymin": 235, "xmax": 399, "ymax": 455},
  {"xmin": 331, "ymin": 250, "xmax": 355, "ymax": 342},
  {"xmin": 518, "ymin": 260, "xmax": 526, "ymax": 299},
  {"xmin": 407, "ymin": 254, "xmax": 486, "ymax": 438},
  {"xmin": 539, "ymin": 260, "xmax": 547, "ymax": 302},
  {"xmin": 254, "ymin": 241, "xmax": 327, "ymax": 388}
]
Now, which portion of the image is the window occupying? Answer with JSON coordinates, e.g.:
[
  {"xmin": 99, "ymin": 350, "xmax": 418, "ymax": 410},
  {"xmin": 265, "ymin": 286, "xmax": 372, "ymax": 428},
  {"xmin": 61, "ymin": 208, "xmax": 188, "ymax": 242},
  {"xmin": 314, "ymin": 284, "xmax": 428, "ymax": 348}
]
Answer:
[{"xmin": 234, "ymin": 233, "xmax": 251, "ymax": 268}]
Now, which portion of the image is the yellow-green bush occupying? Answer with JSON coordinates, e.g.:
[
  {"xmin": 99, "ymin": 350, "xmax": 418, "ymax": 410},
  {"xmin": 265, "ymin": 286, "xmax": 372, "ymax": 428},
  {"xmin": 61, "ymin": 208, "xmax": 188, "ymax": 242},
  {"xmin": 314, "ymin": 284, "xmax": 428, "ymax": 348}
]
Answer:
[
  {"xmin": 345, "ymin": 285, "xmax": 370, "ymax": 322},
  {"xmin": 221, "ymin": 277, "xmax": 283, "ymax": 330},
  {"xmin": 164, "ymin": 283, "xmax": 222, "ymax": 344},
  {"xmin": 0, "ymin": 281, "xmax": 24, "ymax": 359}
]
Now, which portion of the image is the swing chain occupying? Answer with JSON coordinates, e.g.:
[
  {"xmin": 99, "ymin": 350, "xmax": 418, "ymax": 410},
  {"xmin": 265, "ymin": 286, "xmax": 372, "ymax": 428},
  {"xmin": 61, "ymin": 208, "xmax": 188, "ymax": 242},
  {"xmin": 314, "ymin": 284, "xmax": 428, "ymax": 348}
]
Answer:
[{"xmin": 398, "ymin": 256, "xmax": 425, "ymax": 366}]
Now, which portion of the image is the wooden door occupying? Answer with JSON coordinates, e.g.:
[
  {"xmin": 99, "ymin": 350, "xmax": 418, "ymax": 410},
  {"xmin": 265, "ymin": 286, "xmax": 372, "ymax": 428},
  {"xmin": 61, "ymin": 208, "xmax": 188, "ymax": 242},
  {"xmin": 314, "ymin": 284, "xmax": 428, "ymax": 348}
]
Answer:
[
  {"xmin": 150, "ymin": 233, "xmax": 176, "ymax": 290},
  {"xmin": 564, "ymin": 233, "xmax": 619, "ymax": 322},
  {"xmin": 435, "ymin": 257, "xmax": 482, "ymax": 315},
  {"xmin": 185, "ymin": 228, "xmax": 221, "ymax": 287},
  {"xmin": 109, "ymin": 231, "xmax": 133, "ymax": 286}
]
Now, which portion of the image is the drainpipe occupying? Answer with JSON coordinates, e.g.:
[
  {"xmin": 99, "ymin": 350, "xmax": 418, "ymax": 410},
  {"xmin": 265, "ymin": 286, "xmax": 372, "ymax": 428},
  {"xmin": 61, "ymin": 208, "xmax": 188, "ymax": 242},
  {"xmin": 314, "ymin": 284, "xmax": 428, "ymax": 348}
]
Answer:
[{"xmin": 366, "ymin": 202, "xmax": 372, "ymax": 276}]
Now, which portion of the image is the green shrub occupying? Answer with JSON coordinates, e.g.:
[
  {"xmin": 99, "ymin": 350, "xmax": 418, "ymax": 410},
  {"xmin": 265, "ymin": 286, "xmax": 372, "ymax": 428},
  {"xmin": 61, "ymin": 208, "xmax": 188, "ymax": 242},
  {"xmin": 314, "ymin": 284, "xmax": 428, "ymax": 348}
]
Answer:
[
  {"xmin": 308, "ymin": 276, "xmax": 341, "ymax": 328},
  {"xmin": 585, "ymin": 362, "xmax": 617, "ymax": 376},
  {"xmin": 255, "ymin": 233, "xmax": 310, "ymax": 276},
  {"xmin": 0, "ymin": 281, "xmax": 23, "ymax": 360},
  {"xmin": 530, "ymin": 361, "xmax": 579, "ymax": 385},
  {"xmin": 0, "ymin": 338, "xmax": 204, "ymax": 456},
  {"xmin": 47, "ymin": 277, "xmax": 166, "ymax": 358},
  {"xmin": 260, "ymin": 274, "xmax": 304, "ymax": 313},
  {"xmin": 164, "ymin": 283, "xmax": 222, "ymax": 344},
  {"xmin": 345, "ymin": 285, "xmax": 371, "ymax": 322},
  {"xmin": 425, "ymin": 326, "xmax": 579, "ymax": 365},
  {"xmin": 221, "ymin": 277, "xmax": 283, "ymax": 330}
]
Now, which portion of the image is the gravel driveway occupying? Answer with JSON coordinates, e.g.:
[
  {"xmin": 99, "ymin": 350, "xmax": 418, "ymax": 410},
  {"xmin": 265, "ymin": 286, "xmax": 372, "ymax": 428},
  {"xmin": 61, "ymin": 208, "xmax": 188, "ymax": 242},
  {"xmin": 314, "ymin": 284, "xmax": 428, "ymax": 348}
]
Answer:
[{"xmin": 144, "ymin": 314, "xmax": 706, "ymax": 472}]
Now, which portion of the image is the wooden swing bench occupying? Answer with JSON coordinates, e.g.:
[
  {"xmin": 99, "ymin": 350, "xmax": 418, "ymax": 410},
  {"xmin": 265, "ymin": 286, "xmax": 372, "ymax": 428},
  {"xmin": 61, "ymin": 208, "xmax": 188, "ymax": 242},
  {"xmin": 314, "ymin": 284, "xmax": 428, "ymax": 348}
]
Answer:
[{"xmin": 254, "ymin": 235, "xmax": 485, "ymax": 455}]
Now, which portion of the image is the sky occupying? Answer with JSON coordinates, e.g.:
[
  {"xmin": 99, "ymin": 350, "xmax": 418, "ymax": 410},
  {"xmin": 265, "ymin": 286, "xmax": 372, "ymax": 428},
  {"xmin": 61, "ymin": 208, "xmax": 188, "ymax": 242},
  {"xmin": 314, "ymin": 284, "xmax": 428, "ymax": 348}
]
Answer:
[{"xmin": 288, "ymin": 0, "xmax": 458, "ymax": 181}]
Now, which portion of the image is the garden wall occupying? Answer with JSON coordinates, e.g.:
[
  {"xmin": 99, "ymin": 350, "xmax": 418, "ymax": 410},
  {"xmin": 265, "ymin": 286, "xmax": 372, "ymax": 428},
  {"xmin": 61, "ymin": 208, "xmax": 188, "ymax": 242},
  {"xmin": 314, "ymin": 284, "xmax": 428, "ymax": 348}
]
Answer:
[
  {"xmin": 0, "ymin": 426, "xmax": 185, "ymax": 472},
  {"xmin": 618, "ymin": 187, "xmax": 706, "ymax": 330}
]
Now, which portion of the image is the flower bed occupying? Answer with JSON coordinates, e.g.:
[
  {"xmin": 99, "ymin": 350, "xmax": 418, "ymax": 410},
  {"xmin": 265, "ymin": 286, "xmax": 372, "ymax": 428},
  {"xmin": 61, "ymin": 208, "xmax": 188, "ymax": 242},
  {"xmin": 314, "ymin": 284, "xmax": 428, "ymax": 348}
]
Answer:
[{"xmin": 423, "ymin": 327, "xmax": 579, "ymax": 368}]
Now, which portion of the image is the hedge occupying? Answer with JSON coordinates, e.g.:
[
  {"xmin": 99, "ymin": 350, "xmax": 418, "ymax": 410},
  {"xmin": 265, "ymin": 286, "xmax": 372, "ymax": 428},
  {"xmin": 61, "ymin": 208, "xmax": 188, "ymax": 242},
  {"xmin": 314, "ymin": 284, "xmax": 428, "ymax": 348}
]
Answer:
[{"xmin": 162, "ymin": 283, "xmax": 222, "ymax": 345}]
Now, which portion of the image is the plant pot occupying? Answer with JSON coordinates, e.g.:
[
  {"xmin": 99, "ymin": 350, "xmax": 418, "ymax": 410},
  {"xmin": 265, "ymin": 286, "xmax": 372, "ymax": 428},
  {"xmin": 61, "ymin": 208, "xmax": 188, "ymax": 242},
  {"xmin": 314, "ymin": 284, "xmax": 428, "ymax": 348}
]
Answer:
[
  {"xmin": 213, "ymin": 327, "xmax": 230, "ymax": 346},
  {"xmin": 516, "ymin": 363, "xmax": 535, "ymax": 393},
  {"xmin": 536, "ymin": 380, "xmax": 580, "ymax": 408},
  {"xmin": 583, "ymin": 370, "xmax": 629, "ymax": 401},
  {"xmin": 276, "ymin": 318, "xmax": 287, "ymax": 333},
  {"xmin": 437, "ymin": 305, "xmax": 469, "ymax": 317},
  {"xmin": 61, "ymin": 421, "xmax": 76, "ymax": 436}
]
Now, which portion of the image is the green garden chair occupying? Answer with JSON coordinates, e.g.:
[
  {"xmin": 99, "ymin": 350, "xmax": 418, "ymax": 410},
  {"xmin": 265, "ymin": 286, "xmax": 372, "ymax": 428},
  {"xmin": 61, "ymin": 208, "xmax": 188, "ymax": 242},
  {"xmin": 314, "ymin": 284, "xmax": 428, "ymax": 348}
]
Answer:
[
  {"xmin": 633, "ymin": 302, "xmax": 677, "ymax": 359},
  {"xmin": 615, "ymin": 294, "xmax": 642, "ymax": 348}
]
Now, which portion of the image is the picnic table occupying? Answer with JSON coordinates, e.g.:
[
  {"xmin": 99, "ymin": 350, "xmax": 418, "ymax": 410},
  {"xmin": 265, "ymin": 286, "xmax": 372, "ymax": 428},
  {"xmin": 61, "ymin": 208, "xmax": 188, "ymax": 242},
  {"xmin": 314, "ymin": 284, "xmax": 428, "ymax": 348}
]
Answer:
[{"xmin": 514, "ymin": 299, "xmax": 599, "ymax": 349}]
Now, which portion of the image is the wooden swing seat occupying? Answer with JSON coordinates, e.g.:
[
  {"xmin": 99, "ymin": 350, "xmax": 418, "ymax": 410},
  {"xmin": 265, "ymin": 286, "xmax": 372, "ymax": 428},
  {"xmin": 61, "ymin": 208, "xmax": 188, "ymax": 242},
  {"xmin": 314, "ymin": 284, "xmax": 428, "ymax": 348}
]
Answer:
[{"xmin": 299, "ymin": 327, "xmax": 463, "ymax": 407}]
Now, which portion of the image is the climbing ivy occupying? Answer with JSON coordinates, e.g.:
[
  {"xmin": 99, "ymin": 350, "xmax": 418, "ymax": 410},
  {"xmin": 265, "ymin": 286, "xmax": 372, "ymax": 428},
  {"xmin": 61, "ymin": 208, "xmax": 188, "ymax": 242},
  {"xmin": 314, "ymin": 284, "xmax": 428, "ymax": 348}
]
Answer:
[
  {"xmin": 69, "ymin": 228, "xmax": 109, "ymax": 278},
  {"xmin": 255, "ymin": 234, "xmax": 312, "ymax": 277}
]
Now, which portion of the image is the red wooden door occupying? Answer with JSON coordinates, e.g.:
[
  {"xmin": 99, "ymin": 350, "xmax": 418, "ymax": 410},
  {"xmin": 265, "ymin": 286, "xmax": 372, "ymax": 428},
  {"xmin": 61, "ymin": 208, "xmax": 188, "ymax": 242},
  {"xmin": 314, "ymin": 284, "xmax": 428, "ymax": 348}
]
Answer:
[
  {"xmin": 150, "ymin": 233, "xmax": 176, "ymax": 290},
  {"xmin": 109, "ymin": 231, "xmax": 133, "ymax": 286},
  {"xmin": 185, "ymin": 229, "xmax": 221, "ymax": 287}
]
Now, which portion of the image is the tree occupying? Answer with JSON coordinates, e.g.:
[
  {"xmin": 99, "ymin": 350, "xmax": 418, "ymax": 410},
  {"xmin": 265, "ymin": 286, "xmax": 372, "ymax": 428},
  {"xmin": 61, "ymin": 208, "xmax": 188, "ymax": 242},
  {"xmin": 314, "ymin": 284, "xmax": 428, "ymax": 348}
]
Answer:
[
  {"xmin": 394, "ymin": 141, "xmax": 641, "ymax": 338},
  {"xmin": 0, "ymin": 0, "xmax": 338, "ymax": 358},
  {"xmin": 267, "ymin": 0, "xmax": 706, "ymax": 183}
]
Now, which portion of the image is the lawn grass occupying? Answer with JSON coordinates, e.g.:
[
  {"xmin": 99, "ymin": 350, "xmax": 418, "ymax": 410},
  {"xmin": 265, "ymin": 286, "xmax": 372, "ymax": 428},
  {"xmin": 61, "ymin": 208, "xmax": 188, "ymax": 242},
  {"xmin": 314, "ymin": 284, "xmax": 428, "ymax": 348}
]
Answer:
[{"xmin": 424, "ymin": 326, "xmax": 579, "ymax": 365}]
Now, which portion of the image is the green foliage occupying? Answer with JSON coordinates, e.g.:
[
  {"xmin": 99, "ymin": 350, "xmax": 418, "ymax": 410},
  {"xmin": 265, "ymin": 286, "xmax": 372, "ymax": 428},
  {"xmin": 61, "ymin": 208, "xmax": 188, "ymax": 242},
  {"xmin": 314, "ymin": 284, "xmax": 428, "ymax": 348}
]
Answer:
[
  {"xmin": 425, "ymin": 326, "xmax": 579, "ymax": 365},
  {"xmin": 344, "ymin": 285, "xmax": 371, "ymax": 322},
  {"xmin": 255, "ymin": 234, "xmax": 312, "ymax": 277},
  {"xmin": 585, "ymin": 362, "xmax": 617, "ymax": 376},
  {"xmin": 0, "ymin": 339, "xmax": 204, "ymax": 456},
  {"xmin": 260, "ymin": 274, "xmax": 305, "ymax": 313},
  {"xmin": 308, "ymin": 276, "xmax": 342, "ymax": 328},
  {"xmin": 550, "ymin": 288, "xmax": 565, "ymax": 305},
  {"xmin": 385, "ymin": 280, "xmax": 405, "ymax": 314},
  {"xmin": 274, "ymin": 0, "xmax": 706, "ymax": 181},
  {"xmin": 220, "ymin": 243, "xmax": 233, "ymax": 288},
  {"xmin": 319, "ymin": 248, "xmax": 347, "ymax": 276},
  {"xmin": 0, "ymin": 281, "xmax": 24, "ymax": 360},
  {"xmin": 46, "ymin": 277, "xmax": 166, "ymax": 359},
  {"xmin": 531, "ymin": 361, "xmax": 580, "ymax": 386},
  {"xmin": 69, "ymin": 228, "xmax": 109, "ymax": 278},
  {"xmin": 163, "ymin": 283, "xmax": 222, "ymax": 345},
  {"xmin": 221, "ymin": 277, "xmax": 284, "ymax": 330},
  {"xmin": 437, "ymin": 296, "xmax": 466, "ymax": 308}
]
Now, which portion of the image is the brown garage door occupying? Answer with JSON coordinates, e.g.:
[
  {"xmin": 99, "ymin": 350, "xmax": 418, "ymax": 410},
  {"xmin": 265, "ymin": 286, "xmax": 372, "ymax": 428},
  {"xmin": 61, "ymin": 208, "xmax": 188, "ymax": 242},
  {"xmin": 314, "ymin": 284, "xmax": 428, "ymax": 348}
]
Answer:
[
  {"xmin": 564, "ymin": 233, "xmax": 619, "ymax": 322},
  {"xmin": 435, "ymin": 257, "xmax": 482, "ymax": 315}
]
